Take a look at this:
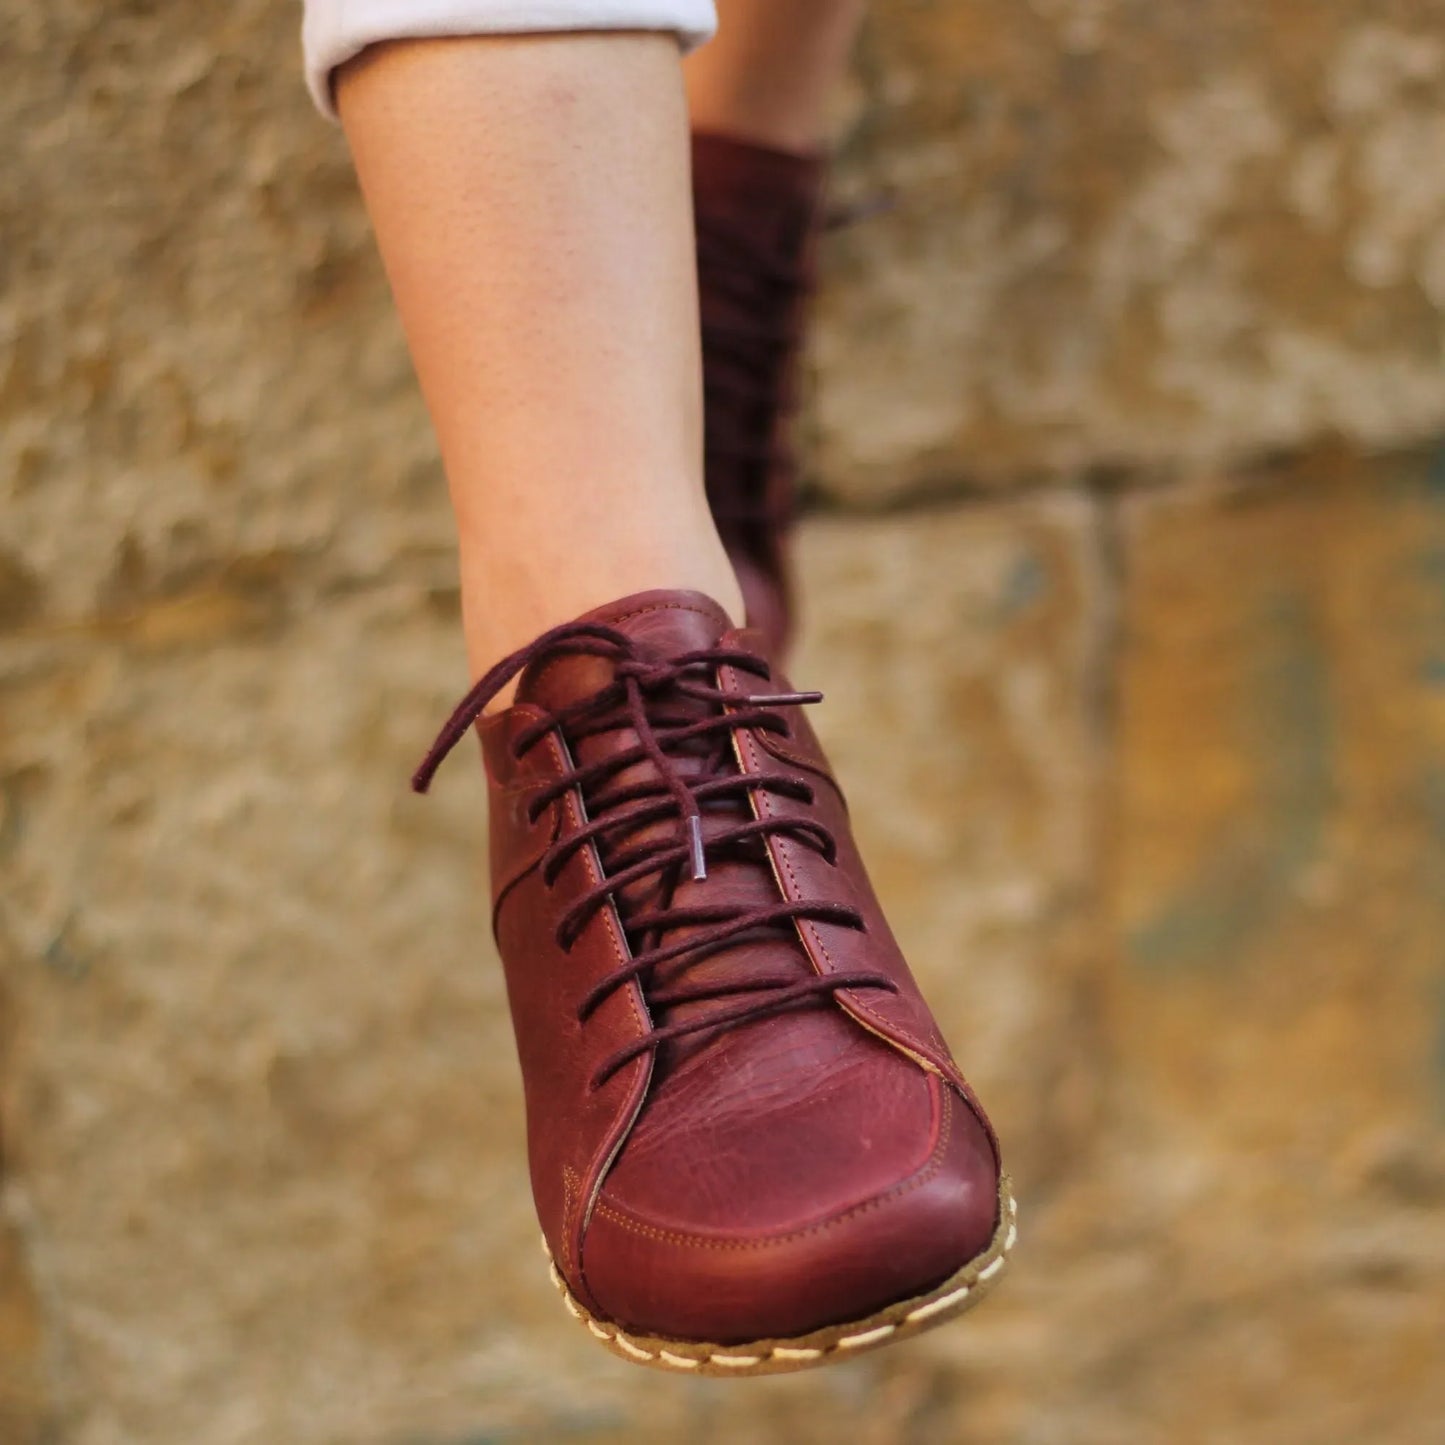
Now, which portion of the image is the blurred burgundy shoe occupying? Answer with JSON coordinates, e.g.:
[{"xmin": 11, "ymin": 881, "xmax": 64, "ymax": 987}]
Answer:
[
  {"xmin": 694, "ymin": 132, "xmax": 825, "ymax": 659},
  {"xmin": 414, "ymin": 589, "xmax": 1016, "ymax": 1375}
]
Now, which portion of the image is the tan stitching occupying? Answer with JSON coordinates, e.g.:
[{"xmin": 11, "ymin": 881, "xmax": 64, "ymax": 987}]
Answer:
[
  {"xmin": 734, "ymin": 716, "xmax": 961, "ymax": 1088},
  {"xmin": 837, "ymin": 1323, "xmax": 895, "ymax": 1349},
  {"xmin": 560, "ymin": 1164, "xmax": 581, "ymax": 1278},
  {"xmin": 591, "ymin": 1089, "xmax": 953, "ymax": 1251},
  {"xmin": 491, "ymin": 732, "xmax": 568, "ymax": 928},
  {"xmin": 606, "ymin": 600, "xmax": 726, "ymax": 628},
  {"xmin": 904, "ymin": 1283, "xmax": 971, "ymax": 1324},
  {"xmin": 613, "ymin": 1334, "xmax": 656, "ymax": 1361},
  {"xmin": 526, "ymin": 601, "xmax": 725, "ymax": 697},
  {"xmin": 560, "ymin": 764, "xmax": 641, "ymax": 1029},
  {"xmin": 975, "ymin": 1255, "xmax": 1006, "ymax": 1284},
  {"xmin": 748, "ymin": 729, "xmax": 942, "ymax": 1061},
  {"xmin": 554, "ymin": 760, "xmax": 649, "ymax": 1072},
  {"xmin": 542, "ymin": 1182, "xmax": 1017, "ymax": 1373},
  {"xmin": 559, "ymin": 725, "xmax": 659, "ymax": 1309},
  {"xmin": 737, "ymin": 721, "xmax": 948, "ymax": 1067}
]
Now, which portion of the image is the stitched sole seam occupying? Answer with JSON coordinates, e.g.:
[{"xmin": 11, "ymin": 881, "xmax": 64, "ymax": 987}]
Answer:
[{"xmin": 542, "ymin": 1174, "xmax": 1017, "ymax": 1377}]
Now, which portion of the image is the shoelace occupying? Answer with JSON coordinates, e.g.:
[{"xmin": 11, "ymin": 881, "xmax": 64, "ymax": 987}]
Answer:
[
  {"xmin": 697, "ymin": 210, "xmax": 813, "ymax": 529},
  {"xmin": 696, "ymin": 190, "xmax": 896, "ymax": 532},
  {"xmin": 413, "ymin": 620, "xmax": 895, "ymax": 1088}
]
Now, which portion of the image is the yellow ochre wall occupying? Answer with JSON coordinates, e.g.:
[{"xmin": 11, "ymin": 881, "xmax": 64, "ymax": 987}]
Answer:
[{"xmin": 2, "ymin": 3, "xmax": 1443, "ymax": 1441}]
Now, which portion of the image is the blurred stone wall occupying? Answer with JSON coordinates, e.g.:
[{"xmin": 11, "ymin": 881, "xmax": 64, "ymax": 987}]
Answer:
[{"xmin": 3, "ymin": 1, "xmax": 1444, "ymax": 1442}]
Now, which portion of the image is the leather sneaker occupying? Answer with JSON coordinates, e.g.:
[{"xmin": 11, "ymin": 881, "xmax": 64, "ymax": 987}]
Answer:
[
  {"xmin": 694, "ymin": 132, "xmax": 825, "ymax": 659},
  {"xmin": 414, "ymin": 589, "xmax": 1015, "ymax": 1375}
]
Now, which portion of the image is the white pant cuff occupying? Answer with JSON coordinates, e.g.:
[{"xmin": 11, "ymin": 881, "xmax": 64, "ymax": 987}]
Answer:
[{"xmin": 303, "ymin": 0, "xmax": 718, "ymax": 118}]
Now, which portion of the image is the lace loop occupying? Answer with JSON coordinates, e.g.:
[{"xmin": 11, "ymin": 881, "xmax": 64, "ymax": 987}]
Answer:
[{"xmin": 414, "ymin": 623, "xmax": 892, "ymax": 1084}]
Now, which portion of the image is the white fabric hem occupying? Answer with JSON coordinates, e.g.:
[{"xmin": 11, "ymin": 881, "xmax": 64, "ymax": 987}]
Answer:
[{"xmin": 303, "ymin": 0, "xmax": 719, "ymax": 118}]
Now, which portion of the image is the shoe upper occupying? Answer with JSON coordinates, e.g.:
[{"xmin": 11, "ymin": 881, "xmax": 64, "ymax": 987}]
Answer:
[
  {"xmin": 419, "ymin": 589, "xmax": 1001, "ymax": 1344},
  {"xmin": 694, "ymin": 133, "xmax": 826, "ymax": 657}
]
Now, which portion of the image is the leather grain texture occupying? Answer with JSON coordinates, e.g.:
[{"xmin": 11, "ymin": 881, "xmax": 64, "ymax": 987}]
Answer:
[{"xmin": 478, "ymin": 590, "xmax": 1002, "ymax": 1343}]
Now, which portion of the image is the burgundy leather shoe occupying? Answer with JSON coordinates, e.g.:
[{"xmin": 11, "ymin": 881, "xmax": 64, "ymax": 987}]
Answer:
[
  {"xmin": 694, "ymin": 132, "xmax": 825, "ymax": 659},
  {"xmin": 415, "ymin": 590, "xmax": 1015, "ymax": 1375}
]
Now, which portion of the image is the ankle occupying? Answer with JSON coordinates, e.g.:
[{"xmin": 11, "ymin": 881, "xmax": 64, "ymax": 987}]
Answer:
[{"xmin": 456, "ymin": 530, "xmax": 745, "ymax": 687}]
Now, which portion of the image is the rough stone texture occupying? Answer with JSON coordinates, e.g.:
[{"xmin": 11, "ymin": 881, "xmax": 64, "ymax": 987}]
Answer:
[
  {"xmin": 3, "ymin": 1, "xmax": 436, "ymax": 630},
  {"xmin": 815, "ymin": 2, "xmax": 1445, "ymax": 501},
  {"xmin": 0, "ymin": 1205, "xmax": 53, "ymax": 1445},
  {"xmin": 792, "ymin": 503, "xmax": 1107, "ymax": 1201},
  {"xmin": 1099, "ymin": 449, "xmax": 1445, "ymax": 1442},
  {"xmin": 4, "ymin": 1, "xmax": 1445, "ymax": 1441},
  {"xmin": 0, "ymin": 506, "xmax": 1098, "ymax": 1443}
]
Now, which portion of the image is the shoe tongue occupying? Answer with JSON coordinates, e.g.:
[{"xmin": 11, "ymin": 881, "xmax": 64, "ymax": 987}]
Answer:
[
  {"xmin": 513, "ymin": 592, "xmax": 740, "ymax": 910},
  {"xmin": 514, "ymin": 590, "xmax": 733, "ymax": 716},
  {"xmin": 513, "ymin": 588, "xmax": 814, "ymax": 1075}
]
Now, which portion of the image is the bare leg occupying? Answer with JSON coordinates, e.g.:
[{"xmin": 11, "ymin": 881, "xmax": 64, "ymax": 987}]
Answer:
[
  {"xmin": 685, "ymin": 0, "xmax": 867, "ymax": 153},
  {"xmin": 336, "ymin": 34, "xmax": 744, "ymax": 680}
]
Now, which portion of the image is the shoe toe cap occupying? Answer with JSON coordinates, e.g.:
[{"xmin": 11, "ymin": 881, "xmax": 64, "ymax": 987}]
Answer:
[{"xmin": 577, "ymin": 1075, "xmax": 999, "ymax": 1345}]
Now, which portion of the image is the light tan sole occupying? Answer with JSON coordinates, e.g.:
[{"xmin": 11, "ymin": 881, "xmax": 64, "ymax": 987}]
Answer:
[{"xmin": 542, "ymin": 1175, "xmax": 1017, "ymax": 1377}]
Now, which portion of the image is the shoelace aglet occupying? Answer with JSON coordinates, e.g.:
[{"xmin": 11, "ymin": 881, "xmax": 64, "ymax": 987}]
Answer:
[
  {"xmin": 744, "ymin": 690, "xmax": 824, "ymax": 708},
  {"xmin": 687, "ymin": 814, "xmax": 708, "ymax": 882}
]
